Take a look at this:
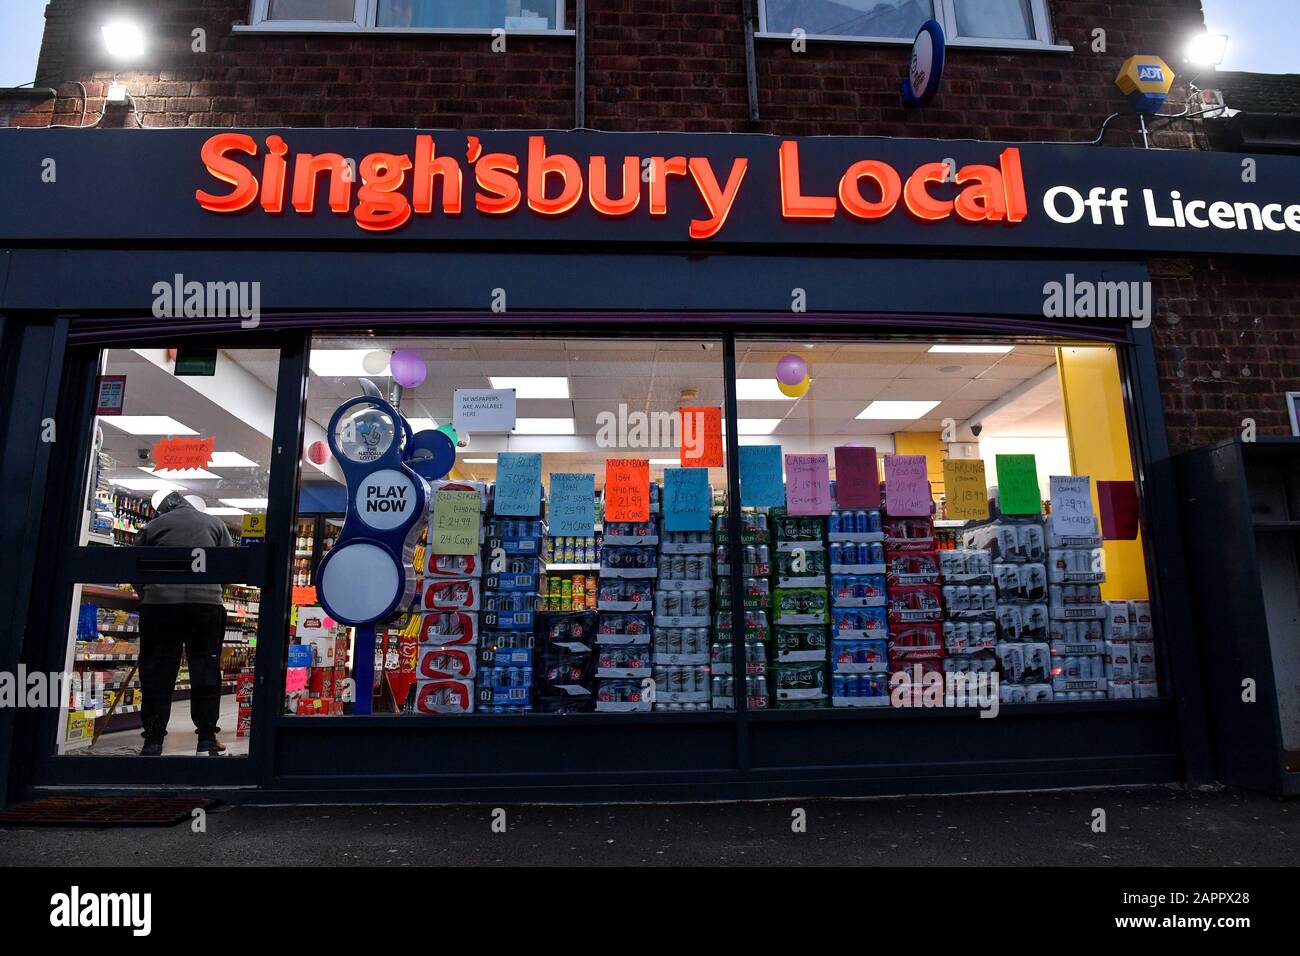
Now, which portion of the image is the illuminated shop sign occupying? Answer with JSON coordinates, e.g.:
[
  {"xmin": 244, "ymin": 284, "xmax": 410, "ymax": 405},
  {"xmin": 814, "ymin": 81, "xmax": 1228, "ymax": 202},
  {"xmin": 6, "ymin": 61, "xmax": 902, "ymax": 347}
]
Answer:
[
  {"xmin": 5, "ymin": 128, "xmax": 1300, "ymax": 256},
  {"xmin": 195, "ymin": 133, "xmax": 1028, "ymax": 236}
]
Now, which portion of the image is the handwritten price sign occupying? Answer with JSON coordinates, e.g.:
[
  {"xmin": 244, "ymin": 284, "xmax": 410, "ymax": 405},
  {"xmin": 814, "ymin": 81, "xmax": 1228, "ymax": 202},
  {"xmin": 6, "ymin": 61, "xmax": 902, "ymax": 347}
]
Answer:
[
  {"xmin": 431, "ymin": 489, "xmax": 481, "ymax": 555},
  {"xmin": 785, "ymin": 454, "xmax": 831, "ymax": 516},
  {"xmin": 943, "ymin": 458, "xmax": 989, "ymax": 520},
  {"xmin": 605, "ymin": 459, "xmax": 650, "ymax": 522}
]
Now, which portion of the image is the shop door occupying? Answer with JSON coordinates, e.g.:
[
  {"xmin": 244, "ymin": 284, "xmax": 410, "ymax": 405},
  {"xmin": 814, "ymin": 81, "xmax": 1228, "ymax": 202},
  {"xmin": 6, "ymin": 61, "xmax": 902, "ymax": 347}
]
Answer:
[{"xmin": 24, "ymin": 339, "xmax": 305, "ymax": 788}]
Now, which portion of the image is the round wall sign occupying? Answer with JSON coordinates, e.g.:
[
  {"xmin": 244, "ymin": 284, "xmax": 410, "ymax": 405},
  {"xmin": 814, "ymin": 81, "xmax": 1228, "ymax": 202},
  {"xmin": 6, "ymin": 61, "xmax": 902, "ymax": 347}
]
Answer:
[{"xmin": 901, "ymin": 19, "xmax": 945, "ymax": 108}]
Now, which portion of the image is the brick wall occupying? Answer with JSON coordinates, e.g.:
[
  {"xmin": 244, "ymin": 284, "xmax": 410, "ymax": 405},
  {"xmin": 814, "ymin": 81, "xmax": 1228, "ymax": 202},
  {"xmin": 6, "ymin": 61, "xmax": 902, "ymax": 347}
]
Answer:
[
  {"xmin": 2, "ymin": 0, "xmax": 1296, "ymax": 451},
  {"xmin": 4, "ymin": 0, "xmax": 1208, "ymax": 143},
  {"xmin": 1151, "ymin": 258, "xmax": 1300, "ymax": 451}
]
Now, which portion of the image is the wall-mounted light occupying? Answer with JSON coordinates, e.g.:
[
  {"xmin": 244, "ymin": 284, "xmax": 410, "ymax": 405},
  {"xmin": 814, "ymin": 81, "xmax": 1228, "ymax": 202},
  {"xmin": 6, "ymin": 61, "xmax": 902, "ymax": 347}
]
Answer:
[
  {"xmin": 1185, "ymin": 32, "xmax": 1228, "ymax": 67},
  {"xmin": 101, "ymin": 20, "xmax": 146, "ymax": 58}
]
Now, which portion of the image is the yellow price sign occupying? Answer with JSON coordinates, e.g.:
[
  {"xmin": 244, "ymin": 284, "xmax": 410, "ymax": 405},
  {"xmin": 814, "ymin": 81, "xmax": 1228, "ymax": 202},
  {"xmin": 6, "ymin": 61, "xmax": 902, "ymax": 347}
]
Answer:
[
  {"xmin": 241, "ymin": 514, "xmax": 266, "ymax": 538},
  {"xmin": 431, "ymin": 489, "xmax": 481, "ymax": 555},
  {"xmin": 943, "ymin": 458, "xmax": 990, "ymax": 521}
]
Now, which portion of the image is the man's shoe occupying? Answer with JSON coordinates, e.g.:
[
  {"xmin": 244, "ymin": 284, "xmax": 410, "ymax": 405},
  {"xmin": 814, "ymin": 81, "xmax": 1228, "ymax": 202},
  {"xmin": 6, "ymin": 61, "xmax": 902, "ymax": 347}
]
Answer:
[
  {"xmin": 140, "ymin": 741, "xmax": 163, "ymax": 756},
  {"xmin": 196, "ymin": 736, "xmax": 226, "ymax": 755}
]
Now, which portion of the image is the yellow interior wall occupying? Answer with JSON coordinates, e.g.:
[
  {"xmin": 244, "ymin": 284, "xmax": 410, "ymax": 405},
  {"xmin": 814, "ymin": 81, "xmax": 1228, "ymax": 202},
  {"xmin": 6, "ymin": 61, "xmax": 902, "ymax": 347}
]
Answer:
[
  {"xmin": 1056, "ymin": 346, "xmax": 1149, "ymax": 600},
  {"xmin": 892, "ymin": 432, "xmax": 946, "ymax": 501}
]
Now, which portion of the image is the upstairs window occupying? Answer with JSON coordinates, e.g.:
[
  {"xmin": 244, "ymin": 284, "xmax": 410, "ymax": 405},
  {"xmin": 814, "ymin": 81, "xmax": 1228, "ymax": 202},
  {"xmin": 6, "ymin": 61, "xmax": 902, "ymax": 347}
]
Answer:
[
  {"xmin": 759, "ymin": 0, "xmax": 1060, "ymax": 49},
  {"xmin": 247, "ymin": 0, "xmax": 565, "ymax": 33}
]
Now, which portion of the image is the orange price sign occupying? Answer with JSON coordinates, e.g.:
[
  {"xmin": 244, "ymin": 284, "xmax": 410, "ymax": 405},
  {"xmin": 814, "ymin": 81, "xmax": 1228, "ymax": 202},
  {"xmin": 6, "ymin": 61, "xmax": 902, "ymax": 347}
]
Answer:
[
  {"xmin": 679, "ymin": 406, "xmax": 723, "ymax": 468},
  {"xmin": 605, "ymin": 458, "xmax": 650, "ymax": 522}
]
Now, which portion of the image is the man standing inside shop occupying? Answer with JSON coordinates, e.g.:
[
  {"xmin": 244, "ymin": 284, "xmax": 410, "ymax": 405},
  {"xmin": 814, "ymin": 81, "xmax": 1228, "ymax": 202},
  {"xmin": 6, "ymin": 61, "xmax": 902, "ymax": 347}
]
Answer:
[{"xmin": 131, "ymin": 492, "xmax": 233, "ymax": 756}]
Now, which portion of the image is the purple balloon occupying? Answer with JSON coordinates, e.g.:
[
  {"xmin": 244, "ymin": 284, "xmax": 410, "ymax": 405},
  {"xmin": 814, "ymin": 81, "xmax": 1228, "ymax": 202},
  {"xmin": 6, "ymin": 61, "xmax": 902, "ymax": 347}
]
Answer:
[
  {"xmin": 390, "ymin": 349, "xmax": 427, "ymax": 388},
  {"xmin": 776, "ymin": 353, "xmax": 808, "ymax": 387}
]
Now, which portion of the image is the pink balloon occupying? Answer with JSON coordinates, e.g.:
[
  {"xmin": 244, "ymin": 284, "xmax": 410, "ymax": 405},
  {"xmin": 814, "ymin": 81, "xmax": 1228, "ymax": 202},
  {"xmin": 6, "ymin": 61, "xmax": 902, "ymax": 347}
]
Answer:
[
  {"xmin": 306, "ymin": 440, "xmax": 330, "ymax": 465},
  {"xmin": 390, "ymin": 349, "xmax": 427, "ymax": 388},
  {"xmin": 775, "ymin": 353, "xmax": 808, "ymax": 387}
]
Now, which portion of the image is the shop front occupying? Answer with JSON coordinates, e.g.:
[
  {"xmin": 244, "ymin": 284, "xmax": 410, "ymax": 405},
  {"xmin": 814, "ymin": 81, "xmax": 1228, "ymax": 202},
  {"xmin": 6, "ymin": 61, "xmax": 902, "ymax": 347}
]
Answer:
[{"xmin": 7, "ymin": 125, "xmax": 1294, "ymax": 803}]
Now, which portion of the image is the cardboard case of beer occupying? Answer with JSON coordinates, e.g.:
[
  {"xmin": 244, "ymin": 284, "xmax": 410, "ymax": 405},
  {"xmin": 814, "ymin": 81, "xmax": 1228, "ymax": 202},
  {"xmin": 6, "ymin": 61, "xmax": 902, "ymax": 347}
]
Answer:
[
  {"xmin": 417, "ymin": 645, "xmax": 478, "ymax": 680},
  {"xmin": 413, "ymin": 678, "xmax": 476, "ymax": 714},
  {"xmin": 424, "ymin": 553, "xmax": 483, "ymax": 578},
  {"xmin": 417, "ymin": 610, "xmax": 479, "ymax": 646},
  {"xmin": 421, "ymin": 578, "xmax": 482, "ymax": 611}
]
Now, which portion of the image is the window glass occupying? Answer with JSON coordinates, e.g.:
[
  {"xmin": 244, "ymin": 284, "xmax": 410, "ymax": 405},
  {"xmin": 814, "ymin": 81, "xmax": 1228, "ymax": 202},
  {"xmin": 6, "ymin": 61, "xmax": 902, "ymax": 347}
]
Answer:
[
  {"xmin": 83, "ymin": 349, "xmax": 279, "ymax": 549},
  {"xmin": 734, "ymin": 339, "xmax": 1158, "ymax": 711},
  {"xmin": 294, "ymin": 336, "xmax": 734, "ymax": 716},
  {"xmin": 377, "ymin": 0, "xmax": 559, "ymax": 30},
  {"xmin": 267, "ymin": 0, "xmax": 359, "ymax": 20},
  {"xmin": 62, "ymin": 346, "xmax": 280, "ymax": 756},
  {"xmin": 763, "ymin": 0, "xmax": 930, "ymax": 38},
  {"xmin": 953, "ymin": 0, "xmax": 1034, "ymax": 40},
  {"xmin": 60, "ymin": 580, "xmax": 261, "ymax": 756}
]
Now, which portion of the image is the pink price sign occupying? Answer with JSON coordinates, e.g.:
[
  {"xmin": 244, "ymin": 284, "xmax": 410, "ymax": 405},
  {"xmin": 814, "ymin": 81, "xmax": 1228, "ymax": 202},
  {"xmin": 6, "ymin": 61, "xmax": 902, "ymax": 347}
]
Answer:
[
  {"xmin": 784, "ymin": 454, "xmax": 832, "ymax": 516},
  {"xmin": 884, "ymin": 454, "xmax": 932, "ymax": 516}
]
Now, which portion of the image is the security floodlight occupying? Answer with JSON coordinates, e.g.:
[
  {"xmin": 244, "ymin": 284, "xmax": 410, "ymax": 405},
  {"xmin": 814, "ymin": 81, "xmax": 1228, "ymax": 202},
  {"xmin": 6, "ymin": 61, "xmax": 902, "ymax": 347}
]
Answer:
[
  {"xmin": 1185, "ymin": 33, "xmax": 1228, "ymax": 67},
  {"xmin": 102, "ymin": 20, "xmax": 145, "ymax": 58}
]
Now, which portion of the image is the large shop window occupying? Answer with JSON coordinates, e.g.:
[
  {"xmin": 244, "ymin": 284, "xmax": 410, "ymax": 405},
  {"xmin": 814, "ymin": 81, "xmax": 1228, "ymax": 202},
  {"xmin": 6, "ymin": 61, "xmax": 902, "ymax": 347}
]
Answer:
[
  {"xmin": 58, "ymin": 348, "xmax": 280, "ymax": 757},
  {"xmin": 732, "ymin": 339, "xmax": 1158, "ymax": 710},
  {"xmin": 293, "ymin": 337, "xmax": 732, "ymax": 716},
  {"xmin": 758, "ymin": 0, "xmax": 1055, "ymax": 46},
  {"xmin": 249, "ymin": 0, "xmax": 564, "ymax": 32},
  {"xmin": 288, "ymin": 334, "xmax": 1159, "ymax": 720}
]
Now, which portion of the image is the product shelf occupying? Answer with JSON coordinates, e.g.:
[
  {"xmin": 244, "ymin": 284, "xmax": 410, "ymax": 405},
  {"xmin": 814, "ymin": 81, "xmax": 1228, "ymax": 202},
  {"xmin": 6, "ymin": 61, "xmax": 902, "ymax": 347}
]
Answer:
[{"xmin": 80, "ymin": 585, "xmax": 139, "ymax": 605}]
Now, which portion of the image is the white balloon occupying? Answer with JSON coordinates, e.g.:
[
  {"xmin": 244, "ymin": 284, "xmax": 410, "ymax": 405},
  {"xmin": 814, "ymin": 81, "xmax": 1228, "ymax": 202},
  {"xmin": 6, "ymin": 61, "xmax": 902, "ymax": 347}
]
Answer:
[
  {"xmin": 361, "ymin": 350, "xmax": 391, "ymax": 376},
  {"xmin": 184, "ymin": 495, "xmax": 207, "ymax": 512}
]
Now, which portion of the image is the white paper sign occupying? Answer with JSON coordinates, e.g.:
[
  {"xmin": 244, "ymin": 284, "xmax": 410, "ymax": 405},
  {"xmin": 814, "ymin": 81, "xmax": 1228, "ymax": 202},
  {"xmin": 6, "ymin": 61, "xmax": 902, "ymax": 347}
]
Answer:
[
  {"xmin": 1049, "ymin": 475, "xmax": 1095, "ymax": 534},
  {"xmin": 453, "ymin": 388, "xmax": 517, "ymax": 434}
]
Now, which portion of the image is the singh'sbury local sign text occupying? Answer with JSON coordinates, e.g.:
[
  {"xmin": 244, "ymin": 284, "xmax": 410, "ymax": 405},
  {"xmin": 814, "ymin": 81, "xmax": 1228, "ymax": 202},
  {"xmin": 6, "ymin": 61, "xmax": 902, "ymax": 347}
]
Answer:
[{"xmin": 3, "ymin": 128, "xmax": 1300, "ymax": 256}]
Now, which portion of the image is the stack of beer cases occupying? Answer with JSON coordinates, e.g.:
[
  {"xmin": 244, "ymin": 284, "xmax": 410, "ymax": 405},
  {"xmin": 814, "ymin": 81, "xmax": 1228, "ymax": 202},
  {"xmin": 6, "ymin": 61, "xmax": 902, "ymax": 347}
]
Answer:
[
  {"xmin": 938, "ymin": 548, "xmax": 998, "ymax": 688},
  {"xmin": 476, "ymin": 487, "xmax": 543, "ymax": 714},
  {"xmin": 771, "ymin": 511, "xmax": 829, "ymax": 709},
  {"xmin": 594, "ymin": 483, "xmax": 660, "ymax": 712},
  {"xmin": 413, "ymin": 481, "xmax": 489, "ymax": 715},
  {"xmin": 828, "ymin": 506, "xmax": 889, "ymax": 706},
  {"xmin": 884, "ymin": 505, "xmax": 944, "ymax": 702},
  {"xmin": 962, "ymin": 516, "xmax": 1052, "ymax": 703},
  {"xmin": 1102, "ymin": 598, "xmax": 1157, "ymax": 698},
  {"xmin": 1043, "ymin": 513, "xmax": 1111, "ymax": 700},
  {"xmin": 654, "ymin": 519, "xmax": 714, "ymax": 711},
  {"xmin": 711, "ymin": 509, "xmax": 773, "ymax": 710}
]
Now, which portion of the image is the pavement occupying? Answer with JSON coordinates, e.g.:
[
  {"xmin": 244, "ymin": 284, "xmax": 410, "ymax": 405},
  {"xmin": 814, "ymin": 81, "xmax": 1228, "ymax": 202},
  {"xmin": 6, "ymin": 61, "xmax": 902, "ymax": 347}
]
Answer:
[{"xmin": 0, "ymin": 784, "xmax": 1296, "ymax": 866}]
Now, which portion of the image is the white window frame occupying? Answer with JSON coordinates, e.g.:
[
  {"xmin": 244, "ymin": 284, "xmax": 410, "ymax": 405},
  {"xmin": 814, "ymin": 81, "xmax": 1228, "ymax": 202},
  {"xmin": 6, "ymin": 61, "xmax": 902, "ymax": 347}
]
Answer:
[
  {"xmin": 238, "ymin": 0, "xmax": 574, "ymax": 37},
  {"xmin": 756, "ymin": 0, "xmax": 1071, "ymax": 52}
]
